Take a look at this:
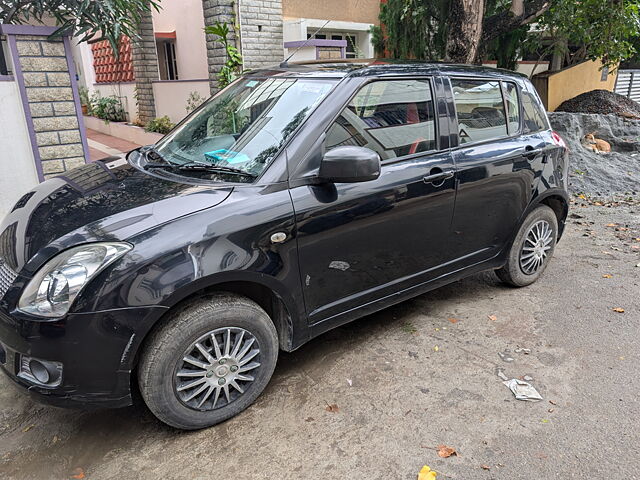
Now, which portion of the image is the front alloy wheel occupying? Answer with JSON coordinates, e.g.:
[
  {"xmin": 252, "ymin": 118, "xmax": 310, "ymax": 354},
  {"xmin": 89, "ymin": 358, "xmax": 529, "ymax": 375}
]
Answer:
[
  {"xmin": 175, "ymin": 327, "xmax": 261, "ymax": 411},
  {"xmin": 139, "ymin": 294, "xmax": 278, "ymax": 430}
]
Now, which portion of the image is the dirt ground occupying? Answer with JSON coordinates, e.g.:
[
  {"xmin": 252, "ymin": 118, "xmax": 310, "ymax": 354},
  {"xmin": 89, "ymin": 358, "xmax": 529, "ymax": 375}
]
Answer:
[{"xmin": 1, "ymin": 200, "xmax": 639, "ymax": 480}]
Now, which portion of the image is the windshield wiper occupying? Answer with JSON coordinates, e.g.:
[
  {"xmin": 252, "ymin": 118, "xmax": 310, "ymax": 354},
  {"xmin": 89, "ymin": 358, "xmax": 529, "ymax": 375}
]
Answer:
[
  {"xmin": 144, "ymin": 161, "xmax": 256, "ymax": 178},
  {"xmin": 179, "ymin": 164, "xmax": 257, "ymax": 178}
]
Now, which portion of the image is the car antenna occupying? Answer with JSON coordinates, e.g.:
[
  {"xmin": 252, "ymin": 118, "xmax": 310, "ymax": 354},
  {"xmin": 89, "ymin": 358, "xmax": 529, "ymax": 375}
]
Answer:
[{"xmin": 280, "ymin": 20, "xmax": 331, "ymax": 68}]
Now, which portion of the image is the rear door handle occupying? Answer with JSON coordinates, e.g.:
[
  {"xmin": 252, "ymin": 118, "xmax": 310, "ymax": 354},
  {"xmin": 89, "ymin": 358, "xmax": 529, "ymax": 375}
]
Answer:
[{"xmin": 423, "ymin": 169, "xmax": 455, "ymax": 185}]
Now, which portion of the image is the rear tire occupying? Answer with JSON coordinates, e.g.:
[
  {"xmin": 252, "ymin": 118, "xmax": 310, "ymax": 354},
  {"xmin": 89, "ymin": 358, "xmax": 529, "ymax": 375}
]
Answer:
[
  {"xmin": 138, "ymin": 293, "xmax": 278, "ymax": 430},
  {"xmin": 496, "ymin": 205, "xmax": 558, "ymax": 287}
]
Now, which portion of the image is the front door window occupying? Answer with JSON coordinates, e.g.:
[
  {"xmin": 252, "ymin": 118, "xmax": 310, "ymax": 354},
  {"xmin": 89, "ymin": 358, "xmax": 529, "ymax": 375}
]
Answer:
[{"xmin": 326, "ymin": 79, "xmax": 436, "ymax": 161}]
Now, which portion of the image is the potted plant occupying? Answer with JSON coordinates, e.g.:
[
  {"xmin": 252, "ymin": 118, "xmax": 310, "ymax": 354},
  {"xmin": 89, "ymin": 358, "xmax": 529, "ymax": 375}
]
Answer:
[{"xmin": 79, "ymin": 86, "xmax": 90, "ymax": 115}]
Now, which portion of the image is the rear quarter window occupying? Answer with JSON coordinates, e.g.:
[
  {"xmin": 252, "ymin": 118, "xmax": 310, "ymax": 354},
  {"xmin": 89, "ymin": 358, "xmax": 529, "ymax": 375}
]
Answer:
[{"xmin": 521, "ymin": 83, "xmax": 550, "ymax": 133}]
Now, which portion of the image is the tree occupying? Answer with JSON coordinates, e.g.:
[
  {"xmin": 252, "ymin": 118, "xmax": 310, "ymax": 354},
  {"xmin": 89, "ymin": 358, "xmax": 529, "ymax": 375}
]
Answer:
[
  {"xmin": 0, "ymin": 0, "xmax": 161, "ymax": 54},
  {"xmin": 535, "ymin": 0, "xmax": 640, "ymax": 71},
  {"xmin": 373, "ymin": 0, "xmax": 550, "ymax": 64},
  {"xmin": 445, "ymin": 0, "xmax": 485, "ymax": 63}
]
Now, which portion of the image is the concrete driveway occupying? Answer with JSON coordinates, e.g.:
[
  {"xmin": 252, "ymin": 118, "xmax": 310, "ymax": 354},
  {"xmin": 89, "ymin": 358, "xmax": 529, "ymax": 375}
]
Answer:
[{"xmin": 1, "ymin": 201, "xmax": 638, "ymax": 480}]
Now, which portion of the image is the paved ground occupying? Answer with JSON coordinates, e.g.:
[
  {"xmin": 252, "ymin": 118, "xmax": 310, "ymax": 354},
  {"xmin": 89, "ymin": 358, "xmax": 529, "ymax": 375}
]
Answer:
[
  {"xmin": 0, "ymin": 200, "xmax": 638, "ymax": 480},
  {"xmin": 86, "ymin": 129, "xmax": 140, "ymax": 162}
]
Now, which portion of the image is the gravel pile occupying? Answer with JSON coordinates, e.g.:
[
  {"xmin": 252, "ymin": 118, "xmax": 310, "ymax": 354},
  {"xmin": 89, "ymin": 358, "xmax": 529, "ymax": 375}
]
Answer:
[
  {"xmin": 556, "ymin": 90, "xmax": 640, "ymax": 118},
  {"xmin": 549, "ymin": 112, "xmax": 640, "ymax": 199}
]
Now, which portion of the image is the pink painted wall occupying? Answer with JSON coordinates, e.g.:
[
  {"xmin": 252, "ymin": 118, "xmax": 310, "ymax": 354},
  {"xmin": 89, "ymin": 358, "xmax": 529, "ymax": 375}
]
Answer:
[{"xmin": 152, "ymin": 0, "xmax": 209, "ymax": 80}]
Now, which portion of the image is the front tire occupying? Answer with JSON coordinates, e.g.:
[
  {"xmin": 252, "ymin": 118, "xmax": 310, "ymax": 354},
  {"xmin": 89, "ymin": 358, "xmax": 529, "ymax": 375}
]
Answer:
[
  {"xmin": 496, "ymin": 205, "xmax": 558, "ymax": 287},
  {"xmin": 138, "ymin": 293, "xmax": 278, "ymax": 430}
]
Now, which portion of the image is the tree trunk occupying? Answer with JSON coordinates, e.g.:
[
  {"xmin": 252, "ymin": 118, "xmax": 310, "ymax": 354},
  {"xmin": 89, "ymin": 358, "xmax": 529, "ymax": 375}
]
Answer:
[
  {"xmin": 477, "ymin": 0, "xmax": 551, "ymax": 63},
  {"xmin": 445, "ymin": 0, "xmax": 485, "ymax": 64},
  {"xmin": 131, "ymin": 8, "xmax": 159, "ymax": 124}
]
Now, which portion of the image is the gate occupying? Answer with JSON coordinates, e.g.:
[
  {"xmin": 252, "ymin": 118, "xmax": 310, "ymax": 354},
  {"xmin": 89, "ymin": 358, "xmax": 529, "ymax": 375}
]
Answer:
[{"xmin": 615, "ymin": 69, "xmax": 640, "ymax": 102}]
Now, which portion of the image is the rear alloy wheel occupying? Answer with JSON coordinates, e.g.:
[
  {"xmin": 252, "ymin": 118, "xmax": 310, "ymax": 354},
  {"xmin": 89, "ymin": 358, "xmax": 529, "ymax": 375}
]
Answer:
[
  {"xmin": 496, "ymin": 205, "xmax": 558, "ymax": 287},
  {"xmin": 138, "ymin": 293, "xmax": 278, "ymax": 430},
  {"xmin": 519, "ymin": 220, "xmax": 553, "ymax": 275}
]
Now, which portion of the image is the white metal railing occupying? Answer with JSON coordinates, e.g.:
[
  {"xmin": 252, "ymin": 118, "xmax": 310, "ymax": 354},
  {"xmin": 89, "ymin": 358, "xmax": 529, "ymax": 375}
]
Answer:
[{"xmin": 614, "ymin": 70, "xmax": 640, "ymax": 102}]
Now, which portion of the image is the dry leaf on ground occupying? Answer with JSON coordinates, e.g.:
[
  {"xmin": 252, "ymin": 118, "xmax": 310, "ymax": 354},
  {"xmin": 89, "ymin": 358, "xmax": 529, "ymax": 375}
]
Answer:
[
  {"xmin": 447, "ymin": 318, "xmax": 459, "ymax": 324},
  {"xmin": 70, "ymin": 468, "xmax": 85, "ymax": 479},
  {"xmin": 325, "ymin": 403, "xmax": 339, "ymax": 413},
  {"xmin": 437, "ymin": 444, "xmax": 458, "ymax": 458},
  {"xmin": 488, "ymin": 315, "xmax": 497, "ymax": 321},
  {"xmin": 481, "ymin": 464, "xmax": 491, "ymax": 470},
  {"xmin": 417, "ymin": 465, "xmax": 437, "ymax": 479}
]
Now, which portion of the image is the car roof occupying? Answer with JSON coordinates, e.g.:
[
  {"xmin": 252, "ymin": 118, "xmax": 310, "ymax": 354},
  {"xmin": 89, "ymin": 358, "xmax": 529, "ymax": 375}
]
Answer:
[{"xmin": 246, "ymin": 58, "xmax": 529, "ymax": 81}]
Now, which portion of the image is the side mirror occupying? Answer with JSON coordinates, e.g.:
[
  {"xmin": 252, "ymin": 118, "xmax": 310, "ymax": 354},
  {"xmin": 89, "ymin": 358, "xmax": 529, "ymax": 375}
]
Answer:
[{"xmin": 319, "ymin": 146, "xmax": 381, "ymax": 183}]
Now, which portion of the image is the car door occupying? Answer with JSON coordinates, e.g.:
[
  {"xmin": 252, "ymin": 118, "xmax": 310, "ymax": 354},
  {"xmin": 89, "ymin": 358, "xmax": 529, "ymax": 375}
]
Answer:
[
  {"xmin": 290, "ymin": 77, "xmax": 457, "ymax": 328},
  {"xmin": 446, "ymin": 77, "xmax": 547, "ymax": 266}
]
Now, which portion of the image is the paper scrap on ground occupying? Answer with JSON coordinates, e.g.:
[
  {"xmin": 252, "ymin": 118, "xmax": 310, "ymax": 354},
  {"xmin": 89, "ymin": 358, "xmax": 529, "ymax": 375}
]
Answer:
[{"xmin": 503, "ymin": 378, "xmax": 543, "ymax": 401}]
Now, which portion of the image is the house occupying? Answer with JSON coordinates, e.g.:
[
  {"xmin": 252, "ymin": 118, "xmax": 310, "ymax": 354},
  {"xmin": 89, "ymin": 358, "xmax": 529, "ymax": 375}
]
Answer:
[{"xmin": 71, "ymin": 0, "xmax": 381, "ymax": 126}]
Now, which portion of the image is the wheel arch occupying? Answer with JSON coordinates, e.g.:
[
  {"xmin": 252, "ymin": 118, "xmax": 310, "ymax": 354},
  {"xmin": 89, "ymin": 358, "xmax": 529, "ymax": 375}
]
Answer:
[
  {"xmin": 130, "ymin": 273, "xmax": 306, "ymax": 377},
  {"xmin": 537, "ymin": 192, "xmax": 569, "ymax": 239}
]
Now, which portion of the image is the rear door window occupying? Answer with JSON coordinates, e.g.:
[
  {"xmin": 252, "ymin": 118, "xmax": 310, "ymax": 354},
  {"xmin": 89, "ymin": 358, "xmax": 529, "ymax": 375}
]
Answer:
[
  {"xmin": 451, "ymin": 79, "xmax": 508, "ymax": 144},
  {"xmin": 326, "ymin": 79, "xmax": 436, "ymax": 161}
]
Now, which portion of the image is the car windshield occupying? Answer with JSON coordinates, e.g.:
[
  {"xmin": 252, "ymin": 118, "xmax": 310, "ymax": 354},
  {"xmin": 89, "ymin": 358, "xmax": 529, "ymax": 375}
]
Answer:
[{"xmin": 154, "ymin": 76, "xmax": 337, "ymax": 180}]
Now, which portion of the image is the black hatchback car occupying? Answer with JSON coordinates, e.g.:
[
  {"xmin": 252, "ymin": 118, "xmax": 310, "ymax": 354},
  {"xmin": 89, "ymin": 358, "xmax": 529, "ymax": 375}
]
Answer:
[{"xmin": 0, "ymin": 61, "xmax": 568, "ymax": 429}]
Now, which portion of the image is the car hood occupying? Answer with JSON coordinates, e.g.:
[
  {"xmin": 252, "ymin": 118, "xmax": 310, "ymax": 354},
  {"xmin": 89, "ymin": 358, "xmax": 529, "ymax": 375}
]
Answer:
[{"xmin": 0, "ymin": 160, "xmax": 232, "ymax": 275}]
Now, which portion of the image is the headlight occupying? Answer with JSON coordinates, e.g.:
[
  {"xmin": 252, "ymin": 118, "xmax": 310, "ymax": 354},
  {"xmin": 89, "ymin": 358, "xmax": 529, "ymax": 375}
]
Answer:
[{"xmin": 18, "ymin": 242, "xmax": 132, "ymax": 318}]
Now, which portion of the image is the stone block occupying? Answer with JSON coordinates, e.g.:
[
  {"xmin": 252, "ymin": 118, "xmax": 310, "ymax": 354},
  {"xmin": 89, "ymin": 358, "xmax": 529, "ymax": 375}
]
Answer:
[
  {"xmin": 23, "ymin": 72, "xmax": 48, "ymax": 87},
  {"xmin": 35, "ymin": 131, "xmax": 60, "ymax": 146},
  {"xmin": 40, "ymin": 41, "xmax": 66, "ymax": 57},
  {"xmin": 26, "ymin": 87, "xmax": 73, "ymax": 102},
  {"xmin": 58, "ymin": 130, "xmax": 81, "ymax": 144},
  {"xmin": 41, "ymin": 160, "xmax": 65, "ymax": 174},
  {"xmin": 19, "ymin": 56, "xmax": 68, "ymax": 72},
  {"xmin": 39, "ymin": 143, "xmax": 84, "ymax": 160},
  {"xmin": 16, "ymin": 41, "xmax": 42, "ymax": 56},
  {"xmin": 30, "ymin": 102, "xmax": 54, "ymax": 118},
  {"xmin": 64, "ymin": 157, "xmax": 86, "ymax": 170},
  {"xmin": 33, "ymin": 116, "xmax": 79, "ymax": 132},
  {"xmin": 53, "ymin": 101, "xmax": 77, "ymax": 116},
  {"xmin": 46, "ymin": 72, "xmax": 71, "ymax": 87}
]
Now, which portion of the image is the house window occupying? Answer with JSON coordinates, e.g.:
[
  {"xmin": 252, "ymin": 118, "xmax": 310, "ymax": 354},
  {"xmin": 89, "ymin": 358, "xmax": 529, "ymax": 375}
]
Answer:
[
  {"xmin": 157, "ymin": 39, "xmax": 178, "ymax": 80},
  {"xmin": 309, "ymin": 31, "xmax": 359, "ymax": 58}
]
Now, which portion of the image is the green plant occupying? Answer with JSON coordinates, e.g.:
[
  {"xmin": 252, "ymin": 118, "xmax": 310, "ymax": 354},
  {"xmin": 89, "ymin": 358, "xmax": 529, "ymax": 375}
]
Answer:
[
  {"xmin": 78, "ymin": 86, "xmax": 90, "ymax": 107},
  {"xmin": 0, "ymin": 0, "xmax": 162, "ymax": 56},
  {"xmin": 536, "ymin": 0, "xmax": 640, "ymax": 72},
  {"xmin": 145, "ymin": 116, "xmax": 175, "ymax": 134},
  {"xmin": 185, "ymin": 91, "xmax": 206, "ymax": 113},
  {"xmin": 90, "ymin": 93, "xmax": 126, "ymax": 123},
  {"xmin": 204, "ymin": 22, "xmax": 243, "ymax": 89}
]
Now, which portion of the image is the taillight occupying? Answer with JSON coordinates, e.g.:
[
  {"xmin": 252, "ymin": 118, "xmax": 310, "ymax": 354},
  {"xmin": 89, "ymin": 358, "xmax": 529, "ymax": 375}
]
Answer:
[{"xmin": 551, "ymin": 131, "xmax": 567, "ymax": 150}]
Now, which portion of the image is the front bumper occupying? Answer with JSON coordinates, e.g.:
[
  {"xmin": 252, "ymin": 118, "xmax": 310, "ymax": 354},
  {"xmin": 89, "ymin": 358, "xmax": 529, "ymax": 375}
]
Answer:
[{"xmin": 0, "ymin": 305, "xmax": 166, "ymax": 408}]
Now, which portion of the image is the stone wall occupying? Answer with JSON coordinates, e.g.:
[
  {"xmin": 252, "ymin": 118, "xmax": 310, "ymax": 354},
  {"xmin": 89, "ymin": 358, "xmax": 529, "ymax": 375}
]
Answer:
[
  {"xmin": 202, "ymin": 0, "xmax": 284, "ymax": 94},
  {"xmin": 13, "ymin": 35, "xmax": 86, "ymax": 178},
  {"xmin": 239, "ymin": 0, "xmax": 284, "ymax": 70},
  {"xmin": 202, "ymin": 0, "xmax": 237, "ymax": 94},
  {"xmin": 132, "ymin": 10, "xmax": 159, "ymax": 124}
]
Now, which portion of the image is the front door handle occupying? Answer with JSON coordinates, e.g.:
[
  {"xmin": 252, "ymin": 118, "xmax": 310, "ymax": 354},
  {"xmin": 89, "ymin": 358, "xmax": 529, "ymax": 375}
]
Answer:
[{"xmin": 423, "ymin": 169, "xmax": 455, "ymax": 185}]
